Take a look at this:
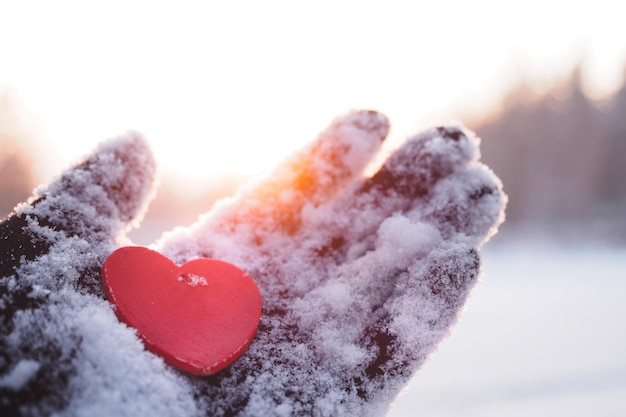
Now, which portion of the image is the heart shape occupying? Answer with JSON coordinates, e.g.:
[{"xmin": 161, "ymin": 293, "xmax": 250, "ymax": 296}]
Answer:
[{"xmin": 101, "ymin": 246, "xmax": 262, "ymax": 375}]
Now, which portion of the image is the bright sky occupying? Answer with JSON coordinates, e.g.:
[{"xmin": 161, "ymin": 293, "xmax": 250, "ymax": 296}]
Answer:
[{"xmin": 1, "ymin": 0, "xmax": 625, "ymax": 182}]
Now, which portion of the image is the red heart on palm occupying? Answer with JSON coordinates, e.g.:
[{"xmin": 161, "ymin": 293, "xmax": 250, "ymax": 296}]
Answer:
[{"xmin": 102, "ymin": 247, "xmax": 262, "ymax": 376}]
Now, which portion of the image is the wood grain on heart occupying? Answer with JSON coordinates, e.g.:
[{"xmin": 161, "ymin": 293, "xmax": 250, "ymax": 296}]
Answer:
[{"xmin": 102, "ymin": 246, "xmax": 262, "ymax": 376}]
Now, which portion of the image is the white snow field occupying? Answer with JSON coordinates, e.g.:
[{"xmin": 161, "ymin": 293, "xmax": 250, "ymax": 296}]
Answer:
[{"xmin": 388, "ymin": 241, "xmax": 626, "ymax": 417}]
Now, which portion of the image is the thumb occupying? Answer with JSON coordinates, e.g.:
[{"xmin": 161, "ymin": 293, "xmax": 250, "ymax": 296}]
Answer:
[
  {"xmin": 0, "ymin": 133, "xmax": 164, "ymax": 416},
  {"xmin": 33, "ymin": 130, "xmax": 156, "ymax": 234},
  {"xmin": 0, "ymin": 131, "xmax": 156, "ymax": 282}
]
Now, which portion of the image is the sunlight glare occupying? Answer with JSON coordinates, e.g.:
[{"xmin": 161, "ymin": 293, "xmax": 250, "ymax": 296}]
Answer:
[{"xmin": 2, "ymin": 0, "xmax": 626, "ymax": 184}]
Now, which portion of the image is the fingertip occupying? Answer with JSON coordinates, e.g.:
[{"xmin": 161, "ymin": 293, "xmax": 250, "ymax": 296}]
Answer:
[
  {"xmin": 350, "ymin": 109, "xmax": 390, "ymax": 139},
  {"xmin": 0, "ymin": 131, "xmax": 158, "ymax": 279},
  {"xmin": 334, "ymin": 109, "xmax": 390, "ymax": 144},
  {"xmin": 207, "ymin": 110, "xmax": 391, "ymax": 236},
  {"xmin": 90, "ymin": 130, "xmax": 157, "ymax": 222},
  {"xmin": 311, "ymin": 110, "xmax": 389, "ymax": 179},
  {"xmin": 38, "ymin": 130, "xmax": 157, "ymax": 233},
  {"xmin": 362, "ymin": 124, "xmax": 480, "ymax": 199},
  {"xmin": 425, "ymin": 165, "xmax": 508, "ymax": 244}
]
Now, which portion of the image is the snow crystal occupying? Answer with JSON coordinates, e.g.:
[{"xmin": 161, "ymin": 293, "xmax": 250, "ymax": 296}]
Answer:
[
  {"xmin": 275, "ymin": 402, "xmax": 293, "ymax": 417},
  {"xmin": 1, "ymin": 111, "xmax": 506, "ymax": 417},
  {"xmin": 181, "ymin": 273, "xmax": 209, "ymax": 287},
  {"xmin": 0, "ymin": 360, "xmax": 40, "ymax": 391}
]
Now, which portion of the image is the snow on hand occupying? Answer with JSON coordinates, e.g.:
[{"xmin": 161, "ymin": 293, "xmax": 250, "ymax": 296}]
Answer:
[{"xmin": 0, "ymin": 111, "xmax": 506, "ymax": 417}]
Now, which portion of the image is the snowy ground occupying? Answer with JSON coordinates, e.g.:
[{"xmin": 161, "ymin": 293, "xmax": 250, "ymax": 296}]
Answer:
[{"xmin": 387, "ymin": 240, "xmax": 626, "ymax": 417}]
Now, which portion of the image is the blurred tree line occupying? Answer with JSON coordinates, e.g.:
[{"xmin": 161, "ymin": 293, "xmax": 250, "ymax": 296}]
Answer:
[{"xmin": 467, "ymin": 65, "xmax": 626, "ymax": 241}]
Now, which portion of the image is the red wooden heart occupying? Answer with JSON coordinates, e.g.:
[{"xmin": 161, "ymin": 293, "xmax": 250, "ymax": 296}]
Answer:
[{"xmin": 101, "ymin": 246, "xmax": 262, "ymax": 376}]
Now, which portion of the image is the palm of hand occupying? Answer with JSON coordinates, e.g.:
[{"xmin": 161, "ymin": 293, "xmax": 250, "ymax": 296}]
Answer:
[{"xmin": 0, "ymin": 111, "xmax": 505, "ymax": 417}]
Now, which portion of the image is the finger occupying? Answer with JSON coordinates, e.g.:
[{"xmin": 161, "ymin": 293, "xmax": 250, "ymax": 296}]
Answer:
[
  {"xmin": 309, "ymin": 124, "xmax": 481, "ymax": 263},
  {"xmin": 0, "ymin": 135, "xmax": 197, "ymax": 417},
  {"xmin": 289, "ymin": 127, "xmax": 506, "ymax": 391},
  {"xmin": 362, "ymin": 245, "xmax": 481, "ymax": 382},
  {"xmin": 362, "ymin": 125, "xmax": 479, "ymax": 198},
  {"xmin": 361, "ymin": 166, "xmax": 506, "ymax": 380},
  {"xmin": 157, "ymin": 110, "xmax": 389, "ymax": 263},
  {"xmin": 218, "ymin": 110, "xmax": 389, "ymax": 233},
  {"xmin": 37, "ymin": 130, "xmax": 156, "ymax": 234},
  {"xmin": 0, "ymin": 131, "xmax": 156, "ymax": 289},
  {"xmin": 422, "ymin": 164, "xmax": 507, "ymax": 243}
]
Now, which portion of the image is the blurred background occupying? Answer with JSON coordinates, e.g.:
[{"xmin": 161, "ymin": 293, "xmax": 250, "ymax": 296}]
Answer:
[{"xmin": 1, "ymin": 1, "xmax": 624, "ymax": 415}]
